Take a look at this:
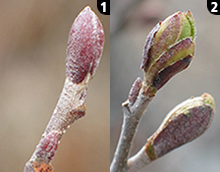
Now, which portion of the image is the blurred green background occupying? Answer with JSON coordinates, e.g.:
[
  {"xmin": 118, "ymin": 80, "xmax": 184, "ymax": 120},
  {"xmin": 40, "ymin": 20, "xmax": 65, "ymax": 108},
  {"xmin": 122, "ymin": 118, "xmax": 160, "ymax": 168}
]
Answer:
[
  {"xmin": 111, "ymin": 0, "xmax": 220, "ymax": 171},
  {"xmin": 0, "ymin": 1, "xmax": 109, "ymax": 172}
]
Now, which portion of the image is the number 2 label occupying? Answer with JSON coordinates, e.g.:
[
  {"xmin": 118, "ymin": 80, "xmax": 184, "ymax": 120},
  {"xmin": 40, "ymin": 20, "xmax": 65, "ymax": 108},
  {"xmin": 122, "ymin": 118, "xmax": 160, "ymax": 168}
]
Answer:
[
  {"xmin": 211, "ymin": 2, "xmax": 218, "ymax": 12},
  {"xmin": 207, "ymin": 0, "xmax": 220, "ymax": 14}
]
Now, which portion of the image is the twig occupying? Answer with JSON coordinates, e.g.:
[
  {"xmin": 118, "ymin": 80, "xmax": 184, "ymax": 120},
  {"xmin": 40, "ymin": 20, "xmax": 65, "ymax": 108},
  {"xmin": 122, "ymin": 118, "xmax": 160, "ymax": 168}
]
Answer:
[
  {"xmin": 111, "ymin": 11, "xmax": 201, "ymax": 172},
  {"xmin": 110, "ymin": 77, "xmax": 154, "ymax": 172},
  {"xmin": 24, "ymin": 6, "xmax": 104, "ymax": 172}
]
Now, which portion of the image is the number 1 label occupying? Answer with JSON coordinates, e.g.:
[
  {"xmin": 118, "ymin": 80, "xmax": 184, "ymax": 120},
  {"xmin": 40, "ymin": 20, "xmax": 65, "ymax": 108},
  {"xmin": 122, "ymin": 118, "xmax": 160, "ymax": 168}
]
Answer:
[
  {"xmin": 97, "ymin": 0, "xmax": 110, "ymax": 15},
  {"xmin": 101, "ymin": 2, "xmax": 106, "ymax": 13}
]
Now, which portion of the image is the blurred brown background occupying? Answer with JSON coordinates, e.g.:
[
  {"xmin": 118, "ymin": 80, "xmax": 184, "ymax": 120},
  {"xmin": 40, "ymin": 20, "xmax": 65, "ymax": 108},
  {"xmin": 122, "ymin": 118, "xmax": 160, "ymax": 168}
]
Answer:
[
  {"xmin": 0, "ymin": 1, "xmax": 109, "ymax": 172},
  {"xmin": 111, "ymin": 0, "xmax": 220, "ymax": 172}
]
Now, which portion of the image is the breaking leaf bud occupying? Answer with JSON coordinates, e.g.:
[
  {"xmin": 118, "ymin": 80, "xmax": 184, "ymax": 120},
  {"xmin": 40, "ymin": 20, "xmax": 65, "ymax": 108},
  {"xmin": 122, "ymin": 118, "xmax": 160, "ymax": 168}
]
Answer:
[
  {"xmin": 145, "ymin": 93, "xmax": 214, "ymax": 160},
  {"xmin": 141, "ymin": 11, "xmax": 195, "ymax": 94}
]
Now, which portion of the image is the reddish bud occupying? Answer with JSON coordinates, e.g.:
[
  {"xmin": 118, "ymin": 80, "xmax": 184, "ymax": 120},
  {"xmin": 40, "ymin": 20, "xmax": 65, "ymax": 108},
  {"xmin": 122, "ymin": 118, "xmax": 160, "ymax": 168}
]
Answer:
[
  {"xmin": 24, "ymin": 131, "xmax": 59, "ymax": 172},
  {"xmin": 145, "ymin": 93, "xmax": 215, "ymax": 160},
  {"xmin": 66, "ymin": 6, "xmax": 104, "ymax": 84},
  {"xmin": 128, "ymin": 77, "xmax": 142, "ymax": 105},
  {"xmin": 35, "ymin": 131, "xmax": 60, "ymax": 163}
]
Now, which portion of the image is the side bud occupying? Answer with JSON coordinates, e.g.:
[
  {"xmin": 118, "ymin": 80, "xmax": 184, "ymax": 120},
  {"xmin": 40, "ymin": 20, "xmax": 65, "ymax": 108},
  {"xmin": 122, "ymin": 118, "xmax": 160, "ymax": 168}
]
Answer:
[
  {"xmin": 145, "ymin": 93, "xmax": 214, "ymax": 160},
  {"xmin": 141, "ymin": 11, "xmax": 195, "ymax": 94},
  {"xmin": 128, "ymin": 77, "xmax": 142, "ymax": 106}
]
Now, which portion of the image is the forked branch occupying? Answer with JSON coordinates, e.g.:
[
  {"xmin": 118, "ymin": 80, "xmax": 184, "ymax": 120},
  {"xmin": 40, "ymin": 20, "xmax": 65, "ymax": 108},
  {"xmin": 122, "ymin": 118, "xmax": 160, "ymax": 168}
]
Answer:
[{"xmin": 111, "ymin": 11, "xmax": 215, "ymax": 172}]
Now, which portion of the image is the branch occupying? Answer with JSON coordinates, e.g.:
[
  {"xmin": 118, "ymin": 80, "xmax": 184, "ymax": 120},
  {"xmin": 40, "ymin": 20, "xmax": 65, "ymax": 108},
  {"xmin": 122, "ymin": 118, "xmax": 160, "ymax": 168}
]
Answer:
[
  {"xmin": 110, "ymin": 78, "xmax": 154, "ymax": 172},
  {"xmin": 111, "ymin": 11, "xmax": 198, "ymax": 172},
  {"xmin": 24, "ymin": 6, "xmax": 104, "ymax": 172}
]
